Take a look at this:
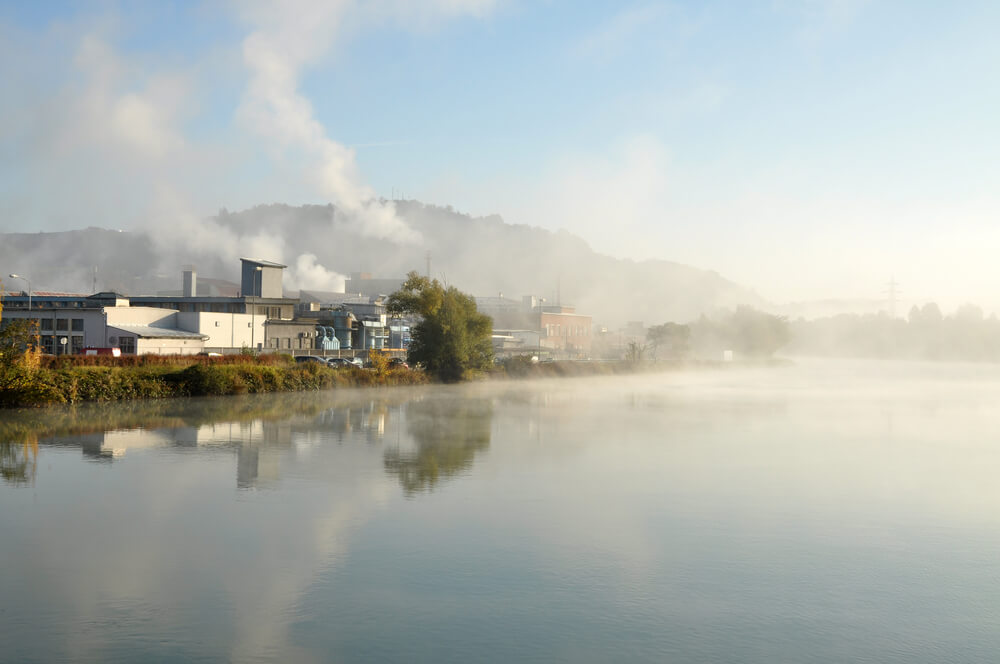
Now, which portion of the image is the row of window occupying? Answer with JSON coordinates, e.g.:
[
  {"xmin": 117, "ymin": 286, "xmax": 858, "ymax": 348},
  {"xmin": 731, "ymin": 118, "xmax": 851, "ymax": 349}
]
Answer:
[
  {"xmin": 6, "ymin": 301, "xmax": 90, "ymax": 309},
  {"xmin": 268, "ymin": 337, "xmax": 314, "ymax": 349},
  {"xmin": 38, "ymin": 318, "xmax": 85, "ymax": 332},
  {"xmin": 0, "ymin": 317, "xmax": 86, "ymax": 331},
  {"xmin": 40, "ymin": 335, "xmax": 84, "ymax": 354},
  {"xmin": 36, "ymin": 331, "xmax": 136, "ymax": 354},
  {"xmin": 544, "ymin": 324, "xmax": 590, "ymax": 337}
]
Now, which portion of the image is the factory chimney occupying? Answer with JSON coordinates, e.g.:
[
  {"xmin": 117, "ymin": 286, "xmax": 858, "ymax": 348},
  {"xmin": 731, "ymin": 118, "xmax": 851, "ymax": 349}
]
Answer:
[{"xmin": 183, "ymin": 267, "xmax": 197, "ymax": 298}]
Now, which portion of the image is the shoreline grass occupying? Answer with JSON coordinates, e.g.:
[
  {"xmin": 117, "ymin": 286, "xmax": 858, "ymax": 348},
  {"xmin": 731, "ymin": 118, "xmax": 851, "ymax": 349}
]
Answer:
[{"xmin": 1, "ymin": 355, "xmax": 427, "ymax": 408}]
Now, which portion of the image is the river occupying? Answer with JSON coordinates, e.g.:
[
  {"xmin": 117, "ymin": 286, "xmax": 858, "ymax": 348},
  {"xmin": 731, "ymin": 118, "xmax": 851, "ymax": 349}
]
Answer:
[{"xmin": 2, "ymin": 359, "xmax": 1000, "ymax": 662}]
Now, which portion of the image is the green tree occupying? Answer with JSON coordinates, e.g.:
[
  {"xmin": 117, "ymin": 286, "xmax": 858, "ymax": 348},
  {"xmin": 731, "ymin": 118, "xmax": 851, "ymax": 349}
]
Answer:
[
  {"xmin": 0, "ymin": 289, "xmax": 46, "ymax": 406},
  {"xmin": 387, "ymin": 272, "xmax": 493, "ymax": 382},
  {"xmin": 689, "ymin": 307, "xmax": 789, "ymax": 359},
  {"xmin": 728, "ymin": 306, "xmax": 790, "ymax": 357},
  {"xmin": 646, "ymin": 322, "xmax": 691, "ymax": 359}
]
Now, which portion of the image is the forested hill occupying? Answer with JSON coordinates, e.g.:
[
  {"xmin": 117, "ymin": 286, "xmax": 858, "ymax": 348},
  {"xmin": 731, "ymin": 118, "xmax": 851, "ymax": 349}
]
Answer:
[{"xmin": 0, "ymin": 202, "xmax": 766, "ymax": 325}]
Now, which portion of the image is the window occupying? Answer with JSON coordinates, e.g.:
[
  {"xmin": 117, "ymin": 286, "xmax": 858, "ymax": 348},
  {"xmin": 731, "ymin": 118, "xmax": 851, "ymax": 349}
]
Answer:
[
  {"xmin": 72, "ymin": 318, "xmax": 84, "ymax": 331},
  {"xmin": 71, "ymin": 336, "xmax": 84, "ymax": 354},
  {"xmin": 119, "ymin": 336, "xmax": 136, "ymax": 354},
  {"xmin": 41, "ymin": 319, "xmax": 53, "ymax": 331},
  {"xmin": 56, "ymin": 319, "xmax": 68, "ymax": 331},
  {"xmin": 42, "ymin": 336, "xmax": 54, "ymax": 354}
]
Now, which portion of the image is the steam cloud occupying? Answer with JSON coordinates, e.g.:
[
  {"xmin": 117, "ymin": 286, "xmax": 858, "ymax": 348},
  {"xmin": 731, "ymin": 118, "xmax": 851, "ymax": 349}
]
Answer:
[{"xmin": 238, "ymin": 1, "xmax": 420, "ymax": 244}]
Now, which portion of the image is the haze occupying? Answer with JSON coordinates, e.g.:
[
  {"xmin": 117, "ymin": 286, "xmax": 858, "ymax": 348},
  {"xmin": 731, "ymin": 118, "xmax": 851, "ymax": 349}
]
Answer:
[{"xmin": 1, "ymin": 1, "xmax": 998, "ymax": 311}]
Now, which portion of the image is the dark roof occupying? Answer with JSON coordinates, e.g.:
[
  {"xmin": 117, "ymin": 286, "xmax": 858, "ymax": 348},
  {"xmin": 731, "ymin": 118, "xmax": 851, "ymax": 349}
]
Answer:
[{"xmin": 240, "ymin": 258, "xmax": 287, "ymax": 268}]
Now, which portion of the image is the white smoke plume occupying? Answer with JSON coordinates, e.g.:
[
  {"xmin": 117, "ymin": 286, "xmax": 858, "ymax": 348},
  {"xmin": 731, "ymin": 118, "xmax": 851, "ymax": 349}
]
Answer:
[
  {"xmin": 288, "ymin": 253, "xmax": 347, "ymax": 293},
  {"xmin": 238, "ymin": 1, "xmax": 422, "ymax": 243}
]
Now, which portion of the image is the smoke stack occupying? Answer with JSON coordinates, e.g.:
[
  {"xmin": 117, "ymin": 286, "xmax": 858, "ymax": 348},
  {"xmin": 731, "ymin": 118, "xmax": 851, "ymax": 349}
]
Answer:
[{"xmin": 183, "ymin": 267, "xmax": 197, "ymax": 298}]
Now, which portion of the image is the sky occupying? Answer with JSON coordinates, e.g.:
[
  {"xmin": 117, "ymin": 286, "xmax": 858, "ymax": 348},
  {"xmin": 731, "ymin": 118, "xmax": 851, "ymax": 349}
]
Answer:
[{"xmin": 1, "ymin": 0, "xmax": 999, "ymax": 310}]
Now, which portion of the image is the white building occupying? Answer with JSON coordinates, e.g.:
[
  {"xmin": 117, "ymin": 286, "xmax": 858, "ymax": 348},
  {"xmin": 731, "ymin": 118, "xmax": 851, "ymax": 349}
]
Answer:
[{"xmin": 0, "ymin": 292, "xmax": 264, "ymax": 355}]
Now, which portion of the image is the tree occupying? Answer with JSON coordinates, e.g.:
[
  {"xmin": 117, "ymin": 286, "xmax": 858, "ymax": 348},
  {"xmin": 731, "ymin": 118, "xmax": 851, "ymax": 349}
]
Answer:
[
  {"xmin": 689, "ymin": 307, "xmax": 789, "ymax": 359},
  {"xmin": 624, "ymin": 341, "xmax": 646, "ymax": 363},
  {"xmin": 387, "ymin": 272, "xmax": 493, "ymax": 382},
  {"xmin": 728, "ymin": 306, "xmax": 790, "ymax": 357},
  {"xmin": 646, "ymin": 322, "xmax": 690, "ymax": 359},
  {"xmin": 0, "ymin": 289, "xmax": 45, "ymax": 406}
]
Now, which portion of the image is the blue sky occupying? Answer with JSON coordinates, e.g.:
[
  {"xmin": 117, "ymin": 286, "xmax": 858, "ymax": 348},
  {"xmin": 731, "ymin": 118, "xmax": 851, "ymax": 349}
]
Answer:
[{"xmin": 2, "ymin": 1, "xmax": 999, "ymax": 308}]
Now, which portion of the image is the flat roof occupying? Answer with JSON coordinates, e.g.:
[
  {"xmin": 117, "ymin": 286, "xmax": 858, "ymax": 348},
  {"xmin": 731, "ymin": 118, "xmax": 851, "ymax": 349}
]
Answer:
[
  {"xmin": 109, "ymin": 325, "xmax": 209, "ymax": 340},
  {"xmin": 240, "ymin": 258, "xmax": 287, "ymax": 268}
]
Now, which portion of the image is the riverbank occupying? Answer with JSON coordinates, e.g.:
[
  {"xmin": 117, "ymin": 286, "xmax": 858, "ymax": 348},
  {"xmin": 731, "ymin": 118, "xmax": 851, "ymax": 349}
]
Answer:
[
  {"xmin": 0, "ymin": 353, "xmax": 792, "ymax": 408},
  {"xmin": 0, "ymin": 355, "xmax": 427, "ymax": 408},
  {"xmin": 492, "ymin": 356, "xmax": 793, "ymax": 379}
]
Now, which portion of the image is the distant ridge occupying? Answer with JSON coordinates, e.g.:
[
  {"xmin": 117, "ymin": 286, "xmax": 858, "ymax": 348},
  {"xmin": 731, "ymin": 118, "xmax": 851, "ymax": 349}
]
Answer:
[{"xmin": 0, "ymin": 202, "xmax": 766, "ymax": 324}]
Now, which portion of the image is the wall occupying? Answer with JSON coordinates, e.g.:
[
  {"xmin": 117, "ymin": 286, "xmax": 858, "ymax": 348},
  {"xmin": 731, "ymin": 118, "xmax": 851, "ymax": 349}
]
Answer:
[
  {"xmin": 540, "ymin": 312, "xmax": 593, "ymax": 355},
  {"xmin": 263, "ymin": 320, "xmax": 318, "ymax": 352},
  {"xmin": 1, "ymin": 309, "xmax": 107, "ymax": 354},
  {"xmin": 105, "ymin": 307, "xmax": 177, "ymax": 328},
  {"xmin": 241, "ymin": 262, "xmax": 284, "ymax": 298},
  {"xmin": 135, "ymin": 337, "xmax": 204, "ymax": 355},
  {"xmin": 177, "ymin": 312, "xmax": 263, "ymax": 350}
]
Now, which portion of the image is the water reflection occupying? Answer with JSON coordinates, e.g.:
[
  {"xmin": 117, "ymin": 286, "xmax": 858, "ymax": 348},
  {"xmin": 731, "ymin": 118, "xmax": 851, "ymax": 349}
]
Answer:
[
  {"xmin": 0, "ymin": 438, "xmax": 37, "ymax": 486},
  {"xmin": 0, "ymin": 388, "xmax": 495, "ymax": 495},
  {"xmin": 384, "ymin": 395, "xmax": 494, "ymax": 496},
  {"xmin": 0, "ymin": 390, "xmax": 437, "ymax": 490},
  {"xmin": 6, "ymin": 364, "xmax": 1000, "ymax": 662}
]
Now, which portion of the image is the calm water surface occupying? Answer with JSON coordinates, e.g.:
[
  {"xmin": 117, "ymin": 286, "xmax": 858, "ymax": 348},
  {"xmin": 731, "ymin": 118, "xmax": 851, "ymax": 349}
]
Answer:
[{"xmin": 2, "ymin": 360, "xmax": 1000, "ymax": 662}]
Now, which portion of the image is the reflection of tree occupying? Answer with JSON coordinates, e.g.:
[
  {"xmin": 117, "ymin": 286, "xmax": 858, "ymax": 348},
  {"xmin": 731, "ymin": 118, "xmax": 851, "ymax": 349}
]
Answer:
[
  {"xmin": 0, "ymin": 437, "xmax": 38, "ymax": 487},
  {"xmin": 0, "ymin": 390, "xmax": 418, "ymax": 485},
  {"xmin": 384, "ymin": 397, "xmax": 493, "ymax": 495}
]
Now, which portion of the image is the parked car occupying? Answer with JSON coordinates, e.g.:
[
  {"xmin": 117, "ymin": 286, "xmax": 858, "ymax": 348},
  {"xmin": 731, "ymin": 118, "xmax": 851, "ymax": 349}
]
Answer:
[
  {"xmin": 295, "ymin": 356, "xmax": 327, "ymax": 366},
  {"xmin": 388, "ymin": 357, "xmax": 409, "ymax": 369},
  {"xmin": 326, "ymin": 357, "xmax": 363, "ymax": 368}
]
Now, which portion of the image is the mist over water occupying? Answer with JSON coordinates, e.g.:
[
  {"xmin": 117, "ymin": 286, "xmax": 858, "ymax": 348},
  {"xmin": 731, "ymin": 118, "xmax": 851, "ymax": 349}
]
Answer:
[
  {"xmin": 3, "ymin": 360, "xmax": 1000, "ymax": 662},
  {"xmin": 4, "ymin": 2, "xmax": 1000, "ymax": 660}
]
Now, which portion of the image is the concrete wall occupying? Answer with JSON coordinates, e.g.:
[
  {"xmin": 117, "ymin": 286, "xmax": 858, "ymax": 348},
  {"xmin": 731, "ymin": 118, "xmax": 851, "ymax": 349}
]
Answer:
[
  {"xmin": 135, "ymin": 337, "xmax": 204, "ymax": 355},
  {"xmin": 1, "ymin": 309, "xmax": 107, "ymax": 354},
  {"xmin": 241, "ymin": 262, "xmax": 284, "ymax": 298},
  {"xmin": 263, "ymin": 320, "xmax": 317, "ymax": 351},
  {"xmin": 540, "ymin": 312, "xmax": 593, "ymax": 354},
  {"xmin": 105, "ymin": 307, "xmax": 177, "ymax": 328},
  {"xmin": 0, "ymin": 307, "xmax": 175, "ymax": 353},
  {"xmin": 176, "ymin": 312, "xmax": 263, "ymax": 350}
]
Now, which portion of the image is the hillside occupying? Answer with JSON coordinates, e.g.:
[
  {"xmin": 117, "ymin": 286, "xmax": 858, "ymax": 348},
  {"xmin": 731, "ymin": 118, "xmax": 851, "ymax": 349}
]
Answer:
[{"xmin": 0, "ymin": 202, "xmax": 765, "ymax": 325}]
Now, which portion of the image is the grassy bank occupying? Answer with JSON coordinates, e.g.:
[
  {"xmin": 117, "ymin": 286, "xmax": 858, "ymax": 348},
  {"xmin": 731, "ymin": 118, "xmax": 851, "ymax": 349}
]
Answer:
[{"xmin": 0, "ymin": 355, "xmax": 427, "ymax": 408}]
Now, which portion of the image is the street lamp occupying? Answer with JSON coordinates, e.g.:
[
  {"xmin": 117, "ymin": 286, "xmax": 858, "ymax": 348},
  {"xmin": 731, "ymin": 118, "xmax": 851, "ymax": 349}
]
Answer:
[{"xmin": 8, "ymin": 273, "xmax": 30, "ymax": 311}]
